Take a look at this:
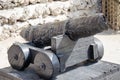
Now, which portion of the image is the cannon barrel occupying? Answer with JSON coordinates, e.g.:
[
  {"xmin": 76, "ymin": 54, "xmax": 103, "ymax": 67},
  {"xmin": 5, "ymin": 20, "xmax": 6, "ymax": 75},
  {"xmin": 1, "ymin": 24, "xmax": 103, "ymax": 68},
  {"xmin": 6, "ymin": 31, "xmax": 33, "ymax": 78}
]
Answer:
[{"xmin": 21, "ymin": 14, "xmax": 108, "ymax": 47}]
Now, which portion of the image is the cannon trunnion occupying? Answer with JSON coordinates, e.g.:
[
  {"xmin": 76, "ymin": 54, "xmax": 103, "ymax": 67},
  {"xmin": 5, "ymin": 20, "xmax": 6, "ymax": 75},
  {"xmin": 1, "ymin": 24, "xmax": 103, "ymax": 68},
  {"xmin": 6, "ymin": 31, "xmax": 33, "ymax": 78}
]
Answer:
[{"xmin": 8, "ymin": 35, "xmax": 104, "ymax": 79}]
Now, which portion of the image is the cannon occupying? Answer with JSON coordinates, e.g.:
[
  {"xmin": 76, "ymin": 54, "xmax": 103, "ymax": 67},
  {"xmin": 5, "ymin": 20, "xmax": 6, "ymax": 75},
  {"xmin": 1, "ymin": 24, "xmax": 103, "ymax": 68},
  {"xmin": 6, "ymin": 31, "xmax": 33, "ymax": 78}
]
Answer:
[
  {"xmin": 7, "ymin": 14, "xmax": 108, "ymax": 79},
  {"xmin": 20, "ymin": 14, "xmax": 108, "ymax": 47}
]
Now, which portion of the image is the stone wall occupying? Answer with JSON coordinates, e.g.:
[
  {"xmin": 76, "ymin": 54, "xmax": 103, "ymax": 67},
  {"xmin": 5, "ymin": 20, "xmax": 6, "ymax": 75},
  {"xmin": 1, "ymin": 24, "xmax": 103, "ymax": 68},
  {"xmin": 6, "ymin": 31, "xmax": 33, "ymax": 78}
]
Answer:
[{"xmin": 0, "ymin": 0, "xmax": 101, "ymax": 40}]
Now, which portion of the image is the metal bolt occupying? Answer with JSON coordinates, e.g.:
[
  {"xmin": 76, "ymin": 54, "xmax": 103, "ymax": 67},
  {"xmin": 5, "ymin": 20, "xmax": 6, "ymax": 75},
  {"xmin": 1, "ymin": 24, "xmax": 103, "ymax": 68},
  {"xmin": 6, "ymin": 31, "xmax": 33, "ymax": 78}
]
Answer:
[
  {"xmin": 40, "ymin": 63, "xmax": 46, "ymax": 70},
  {"xmin": 14, "ymin": 54, "xmax": 18, "ymax": 60}
]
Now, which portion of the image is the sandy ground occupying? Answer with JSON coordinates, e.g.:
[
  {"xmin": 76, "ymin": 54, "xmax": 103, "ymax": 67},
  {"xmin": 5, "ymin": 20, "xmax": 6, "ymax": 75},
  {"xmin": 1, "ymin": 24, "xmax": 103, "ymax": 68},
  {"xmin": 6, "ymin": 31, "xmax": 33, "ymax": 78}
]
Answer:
[
  {"xmin": 95, "ymin": 30, "xmax": 120, "ymax": 64},
  {"xmin": 0, "ymin": 29, "xmax": 120, "ymax": 69}
]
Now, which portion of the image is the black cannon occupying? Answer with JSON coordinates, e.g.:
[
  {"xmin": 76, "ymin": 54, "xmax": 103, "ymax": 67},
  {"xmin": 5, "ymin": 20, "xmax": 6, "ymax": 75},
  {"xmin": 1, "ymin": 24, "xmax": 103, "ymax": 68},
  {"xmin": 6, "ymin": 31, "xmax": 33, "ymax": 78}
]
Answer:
[{"xmin": 7, "ymin": 14, "xmax": 108, "ymax": 79}]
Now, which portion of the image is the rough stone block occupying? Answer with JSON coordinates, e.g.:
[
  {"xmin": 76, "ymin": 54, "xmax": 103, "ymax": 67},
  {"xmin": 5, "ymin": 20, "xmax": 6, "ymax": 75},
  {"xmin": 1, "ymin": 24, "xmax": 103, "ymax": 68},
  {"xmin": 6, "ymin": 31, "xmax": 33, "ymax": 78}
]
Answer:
[
  {"xmin": 0, "ymin": 1, "xmax": 70, "ymax": 25},
  {"xmin": 0, "ymin": 61, "xmax": 120, "ymax": 80},
  {"xmin": 70, "ymin": 0, "xmax": 102, "ymax": 12},
  {"xmin": 0, "ymin": 0, "xmax": 68, "ymax": 9}
]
